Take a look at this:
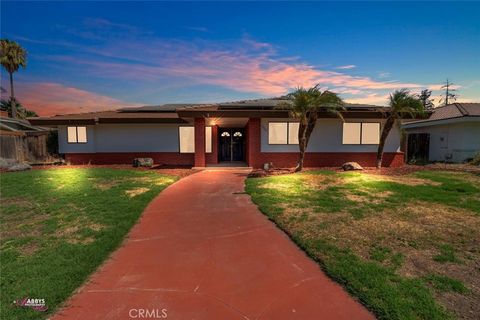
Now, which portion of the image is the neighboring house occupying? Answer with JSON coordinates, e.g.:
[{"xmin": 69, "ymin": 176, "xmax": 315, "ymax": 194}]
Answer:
[
  {"xmin": 1, "ymin": 112, "xmax": 51, "ymax": 162},
  {"xmin": 29, "ymin": 99, "xmax": 405, "ymax": 168},
  {"xmin": 403, "ymin": 103, "xmax": 480, "ymax": 163}
]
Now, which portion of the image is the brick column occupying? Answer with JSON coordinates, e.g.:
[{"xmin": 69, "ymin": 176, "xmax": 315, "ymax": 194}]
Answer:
[
  {"xmin": 206, "ymin": 125, "xmax": 219, "ymax": 165},
  {"xmin": 194, "ymin": 118, "xmax": 206, "ymax": 167},
  {"xmin": 247, "ymin": 118, "xmax": 261, "ymax": 168}
]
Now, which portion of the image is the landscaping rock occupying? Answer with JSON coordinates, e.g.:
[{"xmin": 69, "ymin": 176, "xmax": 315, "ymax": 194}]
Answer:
[
  {"xmin": 342, "ymin": 162, "xmax": 363, "ymax": 171},
  {"xmin": 263, "ymin": 162, "xmax": 274, "ymax": 171},
  {"xmin": 7, "ymin": 163, "xmax": 32, "ymax": 172},
  {"xmin": 133, "ymin": 158, "xmax": 153, "ymax": 167}
]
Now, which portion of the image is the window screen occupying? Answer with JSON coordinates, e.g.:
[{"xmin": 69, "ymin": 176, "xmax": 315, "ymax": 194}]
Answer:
[
  {"xmin": 179, "ymin": 127, "xmax": 195, "ymax": 153},
  {"xmin": 361, "ymin": 123, "xmax": 380, "ymax": 144},
  {"xmin": 342, "ymin": 123, "xmax": 361, "ymax": 144},
  {"xmin": 288, "ymin": 122, "xmax": 299, "ymax": 144},
  {"xmin": 268, "ymin": 122, "xmax": 288, "ymax": 144},
  {"xmin": 67, "ymin": 127, "xmax": 78, "ymax": 143}
]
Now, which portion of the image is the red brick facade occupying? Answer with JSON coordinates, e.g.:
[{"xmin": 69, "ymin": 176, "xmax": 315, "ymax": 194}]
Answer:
[
  {"xmin": 65, "ymin": 117, "xmax": 404, "ymax": 168},
  {"xmin": 194, "ymin": 118, "xmax": 206, "ymax": 167},
  {"xmin": 65, "ymin": 152, "xmax": 194, "ymax": 165},
  {"xmin": 205, "ymin": 125, "xmax": 218, "ymax": 165}
]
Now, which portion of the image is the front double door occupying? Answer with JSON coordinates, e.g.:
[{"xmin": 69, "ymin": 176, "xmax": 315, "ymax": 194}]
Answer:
[{"xmin": 219, "ymin": 128, "xmax": 245, "ymax": 162}]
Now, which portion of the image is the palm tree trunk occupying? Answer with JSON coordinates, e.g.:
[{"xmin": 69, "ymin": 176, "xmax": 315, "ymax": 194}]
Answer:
[
  {"xmin": 376, "ymin": 117, "xmax": 395, "ymax": 168},
  {"xmin": 295, "ymin": 119, "xmax": 308, "ymax": 172},
  {"xmin": 9, "ymin": 72, "xmax": 17, "ymax": 118}
]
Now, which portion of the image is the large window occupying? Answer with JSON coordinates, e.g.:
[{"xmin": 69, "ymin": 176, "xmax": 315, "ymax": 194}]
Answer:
[
  {"xmin": 268, "ymin": 122, "xmax": 299, "ymax": 145},
  {"xmin": 67, "ymin": 126, "xmax": 87, "ymax": 143},
  {"xmin": 179, "ymin": 127, "xmax": 194, "ymax": 153},
  {"xmin": 342, "ymin": 122, "xmax": 380, "ymax": 145}
]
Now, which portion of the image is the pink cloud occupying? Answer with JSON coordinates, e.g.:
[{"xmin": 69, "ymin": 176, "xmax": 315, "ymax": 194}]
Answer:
[
  {"xmin": 44, "ymin": 38, "xmax": 434, "ymax": 98},
  {"xmin": 10, "ymin": 82, "xmax": 139, "ymax": 116}
]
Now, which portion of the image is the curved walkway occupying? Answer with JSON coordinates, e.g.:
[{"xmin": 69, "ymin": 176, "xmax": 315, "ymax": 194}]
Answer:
[{"xmin": 53, "ymin": 170, "xmax": 374, "ymax": 320}]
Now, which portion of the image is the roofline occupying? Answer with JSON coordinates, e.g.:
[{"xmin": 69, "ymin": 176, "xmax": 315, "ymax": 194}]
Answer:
[
  {"xmin": 28, "ymin": 117, "xmax": 188, "ymax": 126},
  {"xmin": 402, "ymin": 115, "xmax": 480, "ymax": 129}
]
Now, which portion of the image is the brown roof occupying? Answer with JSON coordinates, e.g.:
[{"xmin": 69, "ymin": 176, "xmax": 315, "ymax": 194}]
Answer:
[
  {"xmin": 28, "ymin": 98, "xmax": 411, "ymax": 125},
  {"xmin": 404, "ymin": 103, "xmax": 480, "ymax": 126}
]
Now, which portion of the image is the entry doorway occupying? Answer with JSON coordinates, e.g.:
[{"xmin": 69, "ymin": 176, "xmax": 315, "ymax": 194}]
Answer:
[{"xmin": 219, "ymin": 128, "xmax": 245, "ymax": 162}]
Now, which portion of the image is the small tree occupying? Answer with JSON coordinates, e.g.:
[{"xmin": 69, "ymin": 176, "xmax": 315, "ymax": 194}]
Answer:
[
  {"xmin": 418, "ymin": 89, "xmax": 435, "ymax": 110},
  {"xmin": 0, "ymin": 39, "xmax": 27, "ymax": 119},
  {"xmin": 376, "ymin": 89, "xmax": 424, "ymax": 168},
  {"xmin": 280, "ymin": 85, "xmax": 344, "ymax": 172}
]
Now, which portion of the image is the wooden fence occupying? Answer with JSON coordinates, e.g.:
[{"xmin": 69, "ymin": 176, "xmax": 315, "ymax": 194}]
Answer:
[{"xmin": 0, "ymin": 130, "xmax": 49, "ymax": 162}]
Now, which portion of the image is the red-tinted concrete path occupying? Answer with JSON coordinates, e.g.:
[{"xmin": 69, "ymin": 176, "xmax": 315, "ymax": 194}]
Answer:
[{"xmin": 52, "ymin": 170, "xmax": 374, "ymax": 320}]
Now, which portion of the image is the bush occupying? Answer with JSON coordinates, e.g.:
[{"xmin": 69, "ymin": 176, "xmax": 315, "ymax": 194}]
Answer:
[{"xmin": 470, "ymin": 153, "xmax": 480, "ymax": 166}]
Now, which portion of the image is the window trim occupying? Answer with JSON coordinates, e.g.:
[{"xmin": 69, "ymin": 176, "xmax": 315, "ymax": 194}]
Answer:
[
  {"xmin": 66, "ymin": 126, "xmax": 88, "ymax": 144},
  {"xmin": 342, "ymin": 122, "xmax": 381, "ymax": 145},
  {"xmin": 178, "ymin": 126, "xmax": 195, "ymax": 154},
  {"xmin": 267, "ymin": 121, "xmax": 300, "ymax": 145}
]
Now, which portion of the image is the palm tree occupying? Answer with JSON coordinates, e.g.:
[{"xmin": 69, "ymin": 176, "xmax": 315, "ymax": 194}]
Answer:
[
  {"xmin": 280, "ymin": 85, "xmax": 344, "ymax": 172},
  {"xmin": 1, "ymin": 39, "xmax": 27, "ymax": 118},
  {"xmin": 376, "ymin": 89, "xmax": 424, "ymax": 168}
]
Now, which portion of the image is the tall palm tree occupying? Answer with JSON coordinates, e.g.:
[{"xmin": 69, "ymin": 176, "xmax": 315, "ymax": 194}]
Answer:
[
  {"xmin": 280, "ymin": 85, "xmax": 344, "ymax": 172},
  {"xmin": 376, "ymin": 89, "xmax": 424, "ymax": 168},
  {"xmin": 1, "ymin": 39, "xmax": 27, "ymax": 118}
]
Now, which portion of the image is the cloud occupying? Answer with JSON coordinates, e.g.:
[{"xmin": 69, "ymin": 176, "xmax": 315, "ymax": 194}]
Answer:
[
  {"xmin": 15, "ymin": 20, "xmax": 448, "ymax": 108},
  {"xmin": 7, "ymin": 82, "xmax": 139, "ymax": 116},
  {"xmin": 185, "ymin": 26, "xmax": 209, "ymax": 32},
  {"xmin": 336, "ymin": 65, "xmax": 356, "ymax": 70},
  {"xmin": 344, "ymin": 93, "xmax": 390, "ymax": 105},
  {"xmin": 39, "ymin": 36, "xmax": 438, "ymax": 99}
]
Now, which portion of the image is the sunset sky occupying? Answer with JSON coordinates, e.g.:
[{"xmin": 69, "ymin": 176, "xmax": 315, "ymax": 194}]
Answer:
[{"xmin": 1, "ymin": 1, "xmax": 479, "ymax": 116}]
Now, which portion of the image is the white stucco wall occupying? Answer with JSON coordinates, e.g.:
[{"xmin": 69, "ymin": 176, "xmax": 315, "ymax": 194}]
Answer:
[
  {"xmin": 59, "ymin": 124, "xmax": 182, "ymax": 153},
  {"xmin": 260, "ymin": 118, "xmax": 401, "ymax": 153},
  {"xmin": 405, "ymin": 120, "xmax": 480, "ymax": 162}
]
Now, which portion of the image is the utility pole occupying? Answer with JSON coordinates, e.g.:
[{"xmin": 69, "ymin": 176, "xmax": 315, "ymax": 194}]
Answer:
[{"xmin": 440, "ymin": 79, "xmax": 458, "ymax": 106}]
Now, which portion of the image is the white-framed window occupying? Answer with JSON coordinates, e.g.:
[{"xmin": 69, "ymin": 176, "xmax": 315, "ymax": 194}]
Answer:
[
  {"xmin": 268, "ymin": 122, "xmax": 299, "ymax": 145},
  {"xmin": 342, "ymin": 122, "xmax": 380, "ymax": 145},
  {"xmin": 67, "ymin": 126, "xmax": 87, "ymax": 143},
  {"xmin": 179, "ymin": 126, "xmax": 195, "ymax": 153},
  {"xmin": 205, "ymin": 126, "xmax": 212, "ymax": 153}
]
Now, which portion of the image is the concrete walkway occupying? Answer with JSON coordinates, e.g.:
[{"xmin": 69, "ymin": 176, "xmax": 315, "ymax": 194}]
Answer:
[{"xmin": 53, "ymin": 170, "xmax": 374, "ymax": 320}]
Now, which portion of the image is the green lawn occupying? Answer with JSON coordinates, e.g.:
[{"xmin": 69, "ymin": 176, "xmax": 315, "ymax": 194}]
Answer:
[
  {"xmin": 0, "ymin": 168, "xmax": 178, "ymax": 320},
  {"xmin": 246, "ymin": 170, "xmax": 480, "ymax": 320}
]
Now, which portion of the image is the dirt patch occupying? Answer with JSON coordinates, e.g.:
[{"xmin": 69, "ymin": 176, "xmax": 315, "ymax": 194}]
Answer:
[
  {"xmin": 55, "ymin": 220, "xmax": 105, "ymax": 244},
  {"xmin": 125, "ymin": 187, "xmax": 150, "ymax": 197},
  {"xmin": 30, "ymin": 164, "xmax": 197, "ymax": 179},
  {"xmin": 18, "ymin": 242, "xmax": 40, "ymax": 256},
  {"xmin": 94, "ymin": 180, "xmax": 120, "ymax": 190},
  {"xmin": 345, "ymin": 173, "xmax": 441, "ymax": 186}
]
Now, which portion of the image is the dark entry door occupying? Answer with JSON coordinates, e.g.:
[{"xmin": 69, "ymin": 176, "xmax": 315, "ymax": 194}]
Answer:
[{"xmin": 219, "ymin": 128, "xmax": 245, "ymax": 161}]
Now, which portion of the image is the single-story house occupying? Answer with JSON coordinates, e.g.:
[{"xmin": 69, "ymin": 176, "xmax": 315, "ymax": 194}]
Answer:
[
  {"xmin": 403, "ymin": 103, "xmax": 480, "ymax": 163},
  {"xmin": 29, "ymin": 98, "xmax": 406, "ymax": 168}
]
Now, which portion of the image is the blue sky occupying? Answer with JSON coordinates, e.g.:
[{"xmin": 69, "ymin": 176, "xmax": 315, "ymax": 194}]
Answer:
[{"xmin": 1, "ymin": 1, "xmax": 479, "ymax": 115}]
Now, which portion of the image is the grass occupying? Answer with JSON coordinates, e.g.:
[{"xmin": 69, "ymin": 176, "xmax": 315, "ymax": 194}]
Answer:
[
  {"xmin": 246, "ymin": 170, "xmax": 480, "ymax": 320},
  {"xmin": 422, "ymin": 274, "xmax": 468, "ymax": 294},
  {"xmin": 0, "ymin": 168, "xmax": 178, "ymax": 320}
]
